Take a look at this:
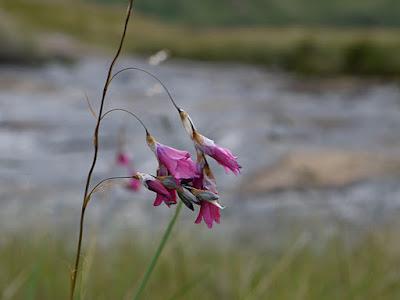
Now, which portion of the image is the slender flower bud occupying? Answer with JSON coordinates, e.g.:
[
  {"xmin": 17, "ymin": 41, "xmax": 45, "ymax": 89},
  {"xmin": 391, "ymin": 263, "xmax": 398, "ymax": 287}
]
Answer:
[
  {"xmin": 133, "ymin": 172, "xmax": 176, "ymax": 206},
  {"xmin": 157, "ymin": 175, "xmax": 180, "ymax": 190},
  {"xmin": 176, "ymin": 187, "xmax": 198, "ymax": 211},
  {"xmin": 179, "ymin": 109, "xmax": 241, "ymax": 175}
]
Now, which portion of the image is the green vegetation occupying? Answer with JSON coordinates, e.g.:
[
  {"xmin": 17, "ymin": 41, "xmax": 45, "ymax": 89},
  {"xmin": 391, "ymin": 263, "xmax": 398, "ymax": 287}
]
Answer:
[
  {"xmin": 1, "ymin": 0, "xmax": 400, "ymax": 76},
  {"xmin": 2, "ymin": 231, "xmax": 400, "ymax": 299},
  {"xmin": 96, "ymin": 0, "xmax": 400, "ymax": 27}
]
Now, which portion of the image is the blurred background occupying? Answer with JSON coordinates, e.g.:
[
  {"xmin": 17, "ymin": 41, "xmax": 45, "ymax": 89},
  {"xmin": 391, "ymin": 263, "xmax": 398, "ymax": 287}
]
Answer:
[{"xmin": 2, "ymin": 0, "xmax": 400, "ymax": 299}]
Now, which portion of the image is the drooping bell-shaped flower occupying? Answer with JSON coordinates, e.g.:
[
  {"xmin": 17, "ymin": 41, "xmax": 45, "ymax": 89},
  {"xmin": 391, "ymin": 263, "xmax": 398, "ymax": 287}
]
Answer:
[
  {"xmin": 179, "ymin": 109, "xmax": 241, "ymax": 175},
  {"xmin": 191, "ymin": 152, "xmax": 223, "ymax": 228},
  {"xmin": 133, "ymin": 172, "xmax": 176, "ymax": 206},
  {"xmin": 195, "ymin": 201, "xmax": 221, "ymax": 229},
  {"xmin": 146, "ymin": 133, "xmax": 197, "ymax": 180}
]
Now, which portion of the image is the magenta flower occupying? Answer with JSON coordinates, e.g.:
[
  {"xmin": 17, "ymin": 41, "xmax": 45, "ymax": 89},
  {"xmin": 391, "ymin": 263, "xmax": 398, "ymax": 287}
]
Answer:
[
  {"xmin": 126, "ymin": 176, "xmax": 141, "ymax": 191},
  {"xmin": 116, "ymin": 152, "xmax": 130, "ymax": 166},
  {"xmin": 134, "ymin": 172, "xmax": 176, "ymax": 206},
  {"xmin": 179, "ymin": 110, "xmax": 241, "ymax": 175},
  {"xmin": 146, "ymin": 134, "xmax": 197, "ymax": 180},
  {"xmin": 153, "ymin": 188, "xmax": 176, "ymax": 207},
  {"xmin": 195, "ymin": 201, "xmax": 220, "ymax": 229},
  {"xmin": 194, "ymin": 133, "xmax": 241, "ymax": 175},
  {"xmin": 115, "ymin": 152, "xmax": 141, "ymax": 192},
  {"xmin": 191, "ymin": 155, "xmax": 223, "ymax": 228}
]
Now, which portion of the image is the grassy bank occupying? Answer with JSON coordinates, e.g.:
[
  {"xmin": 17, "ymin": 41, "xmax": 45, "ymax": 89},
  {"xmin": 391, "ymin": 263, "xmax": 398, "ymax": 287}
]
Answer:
[
  {"xmin": 2, "ymin": 0, "xmax": 400, "ymax": 76},
  {"xmin": 96, "ymin": 0, "xmax": 400, "ymax": 27},
  {"xmin": 1, "ymin": 231, "xmax": 400, "ymax": 299}
]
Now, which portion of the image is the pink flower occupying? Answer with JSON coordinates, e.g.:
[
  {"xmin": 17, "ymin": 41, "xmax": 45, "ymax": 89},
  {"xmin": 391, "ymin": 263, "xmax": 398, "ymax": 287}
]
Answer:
[
  {"xmin": 147, "ymin": 134, "xmax": 197, "ymax": 180},
  {"xmin": 192, "ymin": 154, "xmax": 223, "ymax": 228},
  {"xmin": 116, "ymin": 152, "xmax": 141, "ymax": 192},
  {"xmin": 153, "ymin": 188, "xmax": 177, "ymax": 207},
  {"xmin": 126, "ymin": 176, "xmax": 140, "ymax": 191},
  {"xmin": 134, "ymin": 172, "xmax": 176, "ymax": 206},
  {"xmin": 179, "ymin": 109, "xmax": 241, "ymax": 175},
  {"xmin": 195, "ymin": 201, "xmax": 220, "ymax": 229},
  {"xmin": 194, "ymin": 133, "xmax": 241, "ymax": 175},
  {"xmin": 116, "ymin": 152, "xmax": 130, "ymax": 166}
]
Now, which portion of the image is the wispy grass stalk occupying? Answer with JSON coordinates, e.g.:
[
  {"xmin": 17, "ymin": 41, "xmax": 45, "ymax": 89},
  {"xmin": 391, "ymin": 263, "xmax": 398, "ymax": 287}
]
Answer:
[{"xmin": 69, "ymin": 1, "xmax": 134, "ymax": 296}]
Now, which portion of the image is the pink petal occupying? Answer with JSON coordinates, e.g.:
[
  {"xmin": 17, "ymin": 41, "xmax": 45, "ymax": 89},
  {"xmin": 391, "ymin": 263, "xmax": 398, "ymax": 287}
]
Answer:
[
  {"xmin": 157, "ymin": 165, "xmax": 169, "ymax": 177},
  {"xmin": 210, "ymin": 204, "xmax": 220, "ymax": 224},
  {"xmin": 200, "ymin": 143, "xmax": 241, "ymax": 175},
  {"xmin": 153, "ymin": 193, "xmax": 165, "ymax": 206},
  {"xmin": 157, "ymin": 143, "xmax": 191, "ymax": 159},
  {"xmin": 203, "ymin": 203, "xmax": 213, "ymax": 228},
  {"xmin": 195, "ymin": 202, "xmax": 218, "ymax": 229},
  {"xmin": 127, "ymin": 178, "xmax": 140, "ymax": 191},
  {"xmin": 146, "ymin": 179, "xmax": 170, "ymax": 197},
  {"xmin": 156, "ymin": 143, "xmax": 196, "ymax": 179},
  {"xmin": 195, "ymin": 202, "xmax": 205, "ymax": 224},
  {"xmin": 169, "ymin": 189, "xmax": 177, "ymax": 204}
]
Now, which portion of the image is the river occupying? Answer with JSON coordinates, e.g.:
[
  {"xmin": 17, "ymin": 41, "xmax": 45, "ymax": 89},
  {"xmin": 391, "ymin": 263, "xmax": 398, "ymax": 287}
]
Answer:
[{"xmin": 1, "ymin": 56, "xmax": 400, "ymax": 245}]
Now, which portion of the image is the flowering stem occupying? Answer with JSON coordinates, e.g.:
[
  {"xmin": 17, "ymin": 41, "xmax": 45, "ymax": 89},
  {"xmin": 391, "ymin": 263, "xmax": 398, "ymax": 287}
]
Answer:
[
  {"xmin": 133, "ymin": 201, "xmax": 183, "ymax": 300},
  {"xmin": 69, "ymin": 1, "xmax": 134, "ymax": 299},
  {"xmin": 110, "ymin": 67, "xmax": 181, "ymax": 112}
]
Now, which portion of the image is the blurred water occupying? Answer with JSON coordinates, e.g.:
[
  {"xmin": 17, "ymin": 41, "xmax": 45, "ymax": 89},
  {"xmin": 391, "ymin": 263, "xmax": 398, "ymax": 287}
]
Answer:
[{"xmin": 1, "ymin": 56, "xmax": 400, "ymax": 244}]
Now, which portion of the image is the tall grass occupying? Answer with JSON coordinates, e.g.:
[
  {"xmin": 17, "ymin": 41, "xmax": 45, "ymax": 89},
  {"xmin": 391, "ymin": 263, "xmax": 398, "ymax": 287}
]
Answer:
[{"xmin": 1, "ymin": 231, "xmax": 400, "ymax": 299}]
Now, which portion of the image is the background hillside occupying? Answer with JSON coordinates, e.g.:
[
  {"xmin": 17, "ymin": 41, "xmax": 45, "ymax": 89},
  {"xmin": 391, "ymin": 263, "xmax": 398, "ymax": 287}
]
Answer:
[
  {"xmin": 2, "ymin": 0, "xmax": 400, "ymax": 76},
  {"xmin": 95, "ymin": 0, "xmax": 400, "ymax": 27}
]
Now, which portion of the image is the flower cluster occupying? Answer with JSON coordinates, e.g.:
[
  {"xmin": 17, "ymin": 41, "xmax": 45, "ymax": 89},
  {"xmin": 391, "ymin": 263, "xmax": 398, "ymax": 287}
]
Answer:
[{"xmin": 115, "ymin": 98, "xmax": 240, "ymax": 228}]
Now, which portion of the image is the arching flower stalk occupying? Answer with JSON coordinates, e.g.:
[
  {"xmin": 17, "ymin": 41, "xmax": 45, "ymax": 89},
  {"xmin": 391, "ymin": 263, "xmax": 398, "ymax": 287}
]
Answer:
[
  {"xmin": 108, "ymin": 67, "xmax": 242, "ymax": 228},
  {"xmin": 108, "ymin": 66, "xmax": 242, "ymax": 176},
  {"xmin": 70, "ymin": 1, "xmax": 242, "ymax": 299},
  {"xmin": 102, "ymin": 108, "xmax": 197, "ymax": 207}
]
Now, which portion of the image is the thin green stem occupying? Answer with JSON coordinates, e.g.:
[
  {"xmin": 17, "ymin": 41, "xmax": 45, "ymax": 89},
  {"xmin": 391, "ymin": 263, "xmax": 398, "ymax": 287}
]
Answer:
[{"xmin": 133, "ymin": 201, "xmax": 183, "ymax": 300}]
